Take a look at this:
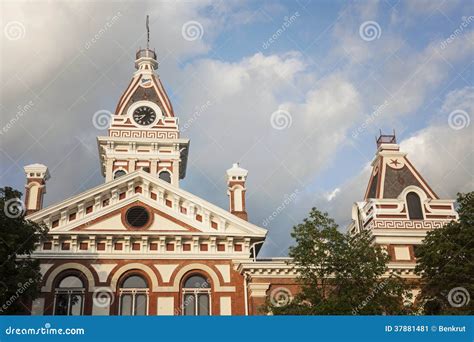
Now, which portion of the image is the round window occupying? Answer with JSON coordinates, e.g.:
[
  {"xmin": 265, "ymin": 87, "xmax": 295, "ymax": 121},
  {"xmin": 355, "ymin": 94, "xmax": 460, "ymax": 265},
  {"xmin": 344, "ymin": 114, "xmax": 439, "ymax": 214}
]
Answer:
[{"xmin": 125, "ymin": 206, "xmax": 150, "ymax": 228}]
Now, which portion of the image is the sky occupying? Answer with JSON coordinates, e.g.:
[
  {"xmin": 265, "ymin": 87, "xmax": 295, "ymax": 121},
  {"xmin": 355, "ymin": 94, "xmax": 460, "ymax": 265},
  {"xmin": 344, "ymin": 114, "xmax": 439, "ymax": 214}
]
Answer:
[{"xmin": 1, "ymin": 0, "xmax": 473, "ymax": 257}]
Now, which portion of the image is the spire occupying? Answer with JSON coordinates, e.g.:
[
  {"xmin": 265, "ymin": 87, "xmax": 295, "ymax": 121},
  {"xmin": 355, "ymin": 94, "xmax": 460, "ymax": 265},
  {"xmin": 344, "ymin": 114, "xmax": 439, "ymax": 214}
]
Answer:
[
  {"xmin": 135, "ymin": 15, "xmax": 158, "ymax": 71},
  {"xmin": 146, "ymin": 14, "xmax": 150, "ymax": 49}
]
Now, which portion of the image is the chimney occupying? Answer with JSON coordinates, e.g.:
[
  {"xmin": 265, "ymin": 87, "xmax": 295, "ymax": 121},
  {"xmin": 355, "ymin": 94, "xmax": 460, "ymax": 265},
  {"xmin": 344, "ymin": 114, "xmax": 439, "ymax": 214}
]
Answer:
[
  {"xmin": 226, "ymin": 163, "xmax": 248, "ymax": 221},
  {"xmin": 24, "ymin": 164, "xmax": 50, "ymax": 215}
]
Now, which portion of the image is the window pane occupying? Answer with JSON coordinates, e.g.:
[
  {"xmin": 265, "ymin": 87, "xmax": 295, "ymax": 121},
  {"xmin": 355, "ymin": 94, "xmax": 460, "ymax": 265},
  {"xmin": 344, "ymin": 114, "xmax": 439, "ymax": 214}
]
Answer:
[
  {"xmin": 158, "ymin": 172, "xmax": 171, "ymax": 183},
  {"xmin": 120, "ymin": 294, "xmax": 133, "ymax": 315},
  {"xmin": 59, "ymin": 276, "xmax": 83, "ymax": 288},
  {"xmin": 135, "ymin": 294, "xmax": 147, "ymax": 316},
  {"xmin": 198, "ymin": 294, "xmax": 209, "ymax": 316},
  {"xmin": 407, "ymin": 192, "xmax": 423, "ymax": 219},
  {"xmin": 69, "ymin": 294, "xmax": 83, "ymax": 315},
  {"xmin": 183, "ymin": 275, "xmax": 210, "ymax": 288},
  {"xmin": 183, "ymin": 294, "xmax": 195, "ymax": 316},
  {"xmin": 114, "ymin": 170, "xmax": 126, "ymax": 179},
  {"xmin": 54, "ymin": 294, "xmax": 69, "ymax": 315},
  {"xmin": 122, "ymin": 275, "xmax": 147, "ymax": 288}
]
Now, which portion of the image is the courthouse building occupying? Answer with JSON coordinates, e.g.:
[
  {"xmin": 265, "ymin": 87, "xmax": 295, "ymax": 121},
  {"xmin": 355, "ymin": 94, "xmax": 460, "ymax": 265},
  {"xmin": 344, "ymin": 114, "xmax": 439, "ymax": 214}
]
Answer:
[{"xmin": 23, "ymin": 44, "xmax": 458, "ymax": 316}]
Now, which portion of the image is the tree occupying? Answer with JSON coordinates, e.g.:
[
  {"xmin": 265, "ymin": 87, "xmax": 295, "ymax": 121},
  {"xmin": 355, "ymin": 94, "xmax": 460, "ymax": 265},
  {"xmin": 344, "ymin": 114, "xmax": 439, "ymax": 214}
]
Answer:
[
  {"xmin": 0, "ymin": 186, "xmax": 47, "ymax": 314},
  {"xmin": 415, "ymin": 192, "xmax": 474, "ymax": 315},
  {"xmin": 265, "ymin": 208, "xmax": 412, "ymax": 315}
]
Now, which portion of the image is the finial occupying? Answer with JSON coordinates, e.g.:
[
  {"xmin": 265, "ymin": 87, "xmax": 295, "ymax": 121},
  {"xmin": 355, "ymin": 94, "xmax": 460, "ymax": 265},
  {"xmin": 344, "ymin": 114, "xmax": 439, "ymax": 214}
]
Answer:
[{"xmin": 146, "ymin": 15, "xmax": 150, "ymax": 49}]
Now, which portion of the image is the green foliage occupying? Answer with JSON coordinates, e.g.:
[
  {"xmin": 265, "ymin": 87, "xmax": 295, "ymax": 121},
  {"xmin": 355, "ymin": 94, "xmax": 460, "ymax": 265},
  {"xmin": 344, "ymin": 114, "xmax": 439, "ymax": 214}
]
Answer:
[
  {"xmin": 415, "ymin": 192, "xmax": 474, "ymax": 315},
  {"xmin": 0, "ymin": 187, "xmax": 48, "ymax": 314},
  {"xmin": 265, "ymin": 208, "xmax": 412, "ymax": 315}
]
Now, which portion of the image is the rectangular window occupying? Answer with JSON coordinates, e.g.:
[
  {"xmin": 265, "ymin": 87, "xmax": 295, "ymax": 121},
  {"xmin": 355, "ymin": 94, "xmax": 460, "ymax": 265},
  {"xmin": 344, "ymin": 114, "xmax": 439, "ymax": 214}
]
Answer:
[
  {"xmin": 234, "ymin": 244, "xmax": 242, "ymax": 252},
  {"xmin": 43, "ymin": 242, "xmax": 52, "ymax": 250},
  {"xmin": 166, "ymin": 243, "xmax": 174, "ymax": 251},
  {"xmin": 61, "ymin": 242, "xmax": 70, "ymax": 250},
  {"xmin": 149, "ymin": 243, "xmax": 158, "ymax": 251},
  {"xmin": 115, "ymin": 243, "xmax": 123, "ymax": 250},
  {"xmin": 183, "ymin": 244, "xmax": 191, "ymax": 251},
  {"xmin": 217, "ymin": 244, "xmax": 225, "ymax": 252},
  {"xmin": 200, "ymin": 244, "xmax": 208, "ymax": 252},
  {"xmin": 132, "ymin": 243, "xmax": 141, "ymax": 251},
  {"xmin": 97, "ymin": 243, "xmax": 106, "ymax": 251},
  {"xmin": 79, "ymin": 242, "xmax": 88, "ymax": 250}
]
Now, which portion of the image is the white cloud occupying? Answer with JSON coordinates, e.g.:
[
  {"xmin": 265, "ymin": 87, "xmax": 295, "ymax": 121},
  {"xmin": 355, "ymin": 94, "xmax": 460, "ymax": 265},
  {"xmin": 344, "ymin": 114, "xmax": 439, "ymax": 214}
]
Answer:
[{"xmin": 325, "ymin": 188, "xmax": 340, "ymax": 202}]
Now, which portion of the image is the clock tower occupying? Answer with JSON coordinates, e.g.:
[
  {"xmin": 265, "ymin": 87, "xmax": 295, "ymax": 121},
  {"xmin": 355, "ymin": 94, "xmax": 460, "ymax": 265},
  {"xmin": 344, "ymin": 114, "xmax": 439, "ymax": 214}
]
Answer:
[{"xmin": 97, "ymin": 47, "xmax": 189, "ymax": 186}]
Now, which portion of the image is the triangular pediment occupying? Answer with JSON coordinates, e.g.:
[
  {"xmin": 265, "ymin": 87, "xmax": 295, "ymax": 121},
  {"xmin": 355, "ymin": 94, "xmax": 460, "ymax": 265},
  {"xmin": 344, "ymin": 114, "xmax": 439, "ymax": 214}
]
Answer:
[
  {"xmin": 27, "ymin": 170, "xmax": 267, "ymax": 239},
  {"xmin": 70, "ymin": 200, "xmax": 199, "ymax": 233}
]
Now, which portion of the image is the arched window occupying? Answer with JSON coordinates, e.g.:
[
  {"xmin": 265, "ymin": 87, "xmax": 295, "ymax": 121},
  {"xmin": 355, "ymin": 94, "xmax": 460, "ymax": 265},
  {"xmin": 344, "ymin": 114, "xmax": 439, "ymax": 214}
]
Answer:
[
  {"xmin": 158, "ymin": 171, "xmax": 171, "ymax": 183},
  {"xmin": 114, "ymin": 169, "xmax": 127, "ymax": 179},
  {"xmin": 182, "ymin": 274, "xmax": 211, "ymax": 316},
  {"xmin": 54, "ymin": 275, "xmax": 84, "ymax": 315},
  {"xmin": 119, "ymin": 275, "xmax": 148, "ymax": 316},
  {"xmin": 407, "ymin": 192, "xmax": 423, "ymax": 219}
]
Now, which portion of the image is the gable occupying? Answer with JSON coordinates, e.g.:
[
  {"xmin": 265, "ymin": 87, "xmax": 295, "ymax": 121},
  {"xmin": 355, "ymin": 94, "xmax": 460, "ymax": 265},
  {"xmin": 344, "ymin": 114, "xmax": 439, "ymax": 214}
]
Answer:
[
  {"xmin": 27, "ymin": 170, "xmax": 267, "ymax": 239},
  {"xmin": 71, "ymin": 201, "xmax": 197, "ymax": 233}
]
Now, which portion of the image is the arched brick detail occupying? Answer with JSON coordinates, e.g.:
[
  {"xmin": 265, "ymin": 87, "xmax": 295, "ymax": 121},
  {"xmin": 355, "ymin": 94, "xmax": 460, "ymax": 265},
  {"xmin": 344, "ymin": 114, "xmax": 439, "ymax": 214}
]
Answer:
[{"xmin": 42, "ymin": 262, "xmax": 96, "ymax": 292}]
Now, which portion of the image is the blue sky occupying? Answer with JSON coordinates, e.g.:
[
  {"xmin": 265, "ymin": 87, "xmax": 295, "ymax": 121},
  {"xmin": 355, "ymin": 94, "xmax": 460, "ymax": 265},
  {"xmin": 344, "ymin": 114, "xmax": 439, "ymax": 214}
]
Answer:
[{"xmin": 1, "ymin": 0, "xmax": 473, "ymax": 256}]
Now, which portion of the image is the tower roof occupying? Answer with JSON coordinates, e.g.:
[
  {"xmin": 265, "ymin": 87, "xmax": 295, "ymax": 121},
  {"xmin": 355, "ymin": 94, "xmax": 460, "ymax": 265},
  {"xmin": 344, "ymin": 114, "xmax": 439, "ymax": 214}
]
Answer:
[{"xmin": 364, "ymin": 131, "xmax": 438, "ymax": 200}]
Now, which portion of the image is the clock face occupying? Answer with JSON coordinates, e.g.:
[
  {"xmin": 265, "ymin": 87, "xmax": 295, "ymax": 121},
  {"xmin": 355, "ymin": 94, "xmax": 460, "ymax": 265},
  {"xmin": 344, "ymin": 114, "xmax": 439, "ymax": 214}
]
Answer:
[{"xmin": 133, "ymin": 106, "xmax": 156, "ymax": 126}]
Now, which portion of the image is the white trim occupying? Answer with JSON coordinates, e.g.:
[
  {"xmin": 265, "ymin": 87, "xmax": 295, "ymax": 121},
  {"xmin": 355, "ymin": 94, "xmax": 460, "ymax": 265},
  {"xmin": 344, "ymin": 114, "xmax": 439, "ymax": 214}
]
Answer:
[
  {"xmin": 27, "ymin": 170, "xmax": 267, "ymax": 238},
  {"xmin": 42, "ymin": 263, "xmax": 95, "ymax": 292},
  {"xmin": 110, "ymin": 263, "xmax": 159, "ymax": 292},
  {"xmin": 126, "ymin": 100, "xmax": 163, "ymax": 128},
  {"xmin": 157, "ymin": 263, "xmax": 235, "ymax": 293}
]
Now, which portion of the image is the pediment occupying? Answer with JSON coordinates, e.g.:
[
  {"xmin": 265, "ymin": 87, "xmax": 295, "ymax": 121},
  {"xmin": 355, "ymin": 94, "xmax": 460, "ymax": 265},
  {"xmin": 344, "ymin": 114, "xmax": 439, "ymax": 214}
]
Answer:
[
  {"xmin": 27, "ymin": 170, "xmax": 267, "ymax": 239},
  {"xmin": 71, "ymin": 200, "xmax": 199, "ymax": 233}
]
